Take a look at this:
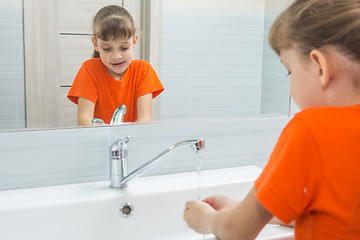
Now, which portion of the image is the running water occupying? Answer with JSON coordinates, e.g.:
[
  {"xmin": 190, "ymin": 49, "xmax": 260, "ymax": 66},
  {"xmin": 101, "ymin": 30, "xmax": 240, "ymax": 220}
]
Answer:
[
  {"xmin": 195, "ymin": 151, "xmax": 203, "ymax": 200},
  {"xmin": 196, "ymin": 151, "xmax": 212, "ymax": 240}
]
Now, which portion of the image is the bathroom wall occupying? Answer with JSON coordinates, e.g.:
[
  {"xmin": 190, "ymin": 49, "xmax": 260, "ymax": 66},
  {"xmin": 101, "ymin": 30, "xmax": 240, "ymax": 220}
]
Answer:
[
  {"xmin": 159, "ymin": 0, "xmax": 298, "ymax": 119},
  {"xmin": 160, "ymin": 0, "xmax": 266, "ymax": 120},
  {"xmin": 261, "ymin": 0, "xmax": 301, "ymax": 116},
  {"xmin": 0, "ymin": 0, "xmax": 25, "ymax": 129},
  {"xmin": 261, "ymin": 0, "xmax": 291, "ymax": 115},
  {"xmin": 0, "ymin": 117, "xmax": 289, "ymax": 191}
]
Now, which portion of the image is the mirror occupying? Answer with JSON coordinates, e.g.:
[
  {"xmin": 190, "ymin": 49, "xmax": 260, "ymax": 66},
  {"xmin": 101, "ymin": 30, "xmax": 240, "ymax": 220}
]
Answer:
[{"xmin": 0, "ymin": 0, "xmax": 295, "ymax": 132}]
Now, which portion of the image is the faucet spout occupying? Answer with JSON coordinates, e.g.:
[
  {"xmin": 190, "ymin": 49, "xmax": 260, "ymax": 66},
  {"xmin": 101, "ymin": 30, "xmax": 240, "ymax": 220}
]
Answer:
[
  {"xmin": 109, "ymin": 138, "xmax": 205, "ymax": 188},
  {"xmin": 110, "ymin": 105, "xmax": 127, "ymax": 125},
  {"xmin": 92, "ymin": 105, "xmax": 127, "ymax": 126}
]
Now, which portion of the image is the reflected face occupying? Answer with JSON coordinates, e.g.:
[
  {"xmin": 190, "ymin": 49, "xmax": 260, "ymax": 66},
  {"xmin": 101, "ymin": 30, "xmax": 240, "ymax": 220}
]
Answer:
[
  {"xmin": 280, "ymin": 48, "xmax": 324, "ymax": 110},
  {"xmin": 92, "ymin": 36, "xmax": 137, "ymax": 80}
]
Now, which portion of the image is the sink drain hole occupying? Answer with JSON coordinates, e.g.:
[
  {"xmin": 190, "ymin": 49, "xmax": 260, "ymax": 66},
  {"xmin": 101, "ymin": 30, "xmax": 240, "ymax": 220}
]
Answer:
[{"xmin": 120, "ymin": 203, "xmax": 134, "ymax": 217}]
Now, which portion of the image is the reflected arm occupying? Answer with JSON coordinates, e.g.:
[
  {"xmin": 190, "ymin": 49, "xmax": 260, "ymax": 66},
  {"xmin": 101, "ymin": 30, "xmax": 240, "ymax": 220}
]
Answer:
[
  {"xmin": 77, "ymin": 97, "xmax": 95, "ymax": 126},
  {"xmin": 136, "ymin": 93, "xmax": 152, "ymax": 122}
]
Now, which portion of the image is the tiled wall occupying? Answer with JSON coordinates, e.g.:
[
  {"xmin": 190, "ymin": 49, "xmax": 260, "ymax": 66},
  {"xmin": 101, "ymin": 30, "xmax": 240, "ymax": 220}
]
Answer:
[
  {"xmin": 261, "ymin": 0, "xmax": 292, "ymax": 115},
  {"xmin": 160, "ymin": 0, "xmax": 266, "ymax": 120},
  {"xmin": 0, "ymin": 117, "xmax": 289, "ymax": 191},
  {"xmin": 0, "ymin": 0, "xmax": 25, "ymax": 129},
  {"xmin": 160, "ymin": 0, "xmax": 296, "ymax": 120}
]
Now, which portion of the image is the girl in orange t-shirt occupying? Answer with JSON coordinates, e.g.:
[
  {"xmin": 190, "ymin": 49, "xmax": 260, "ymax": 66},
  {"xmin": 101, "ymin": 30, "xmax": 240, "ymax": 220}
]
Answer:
[
  {"xmin": 183, "ymin": 1, "xmax": 360, "ymax": 239},
  {"xmin": 68, "ymin": 5, "xmax": 164, "ymax": 126}
]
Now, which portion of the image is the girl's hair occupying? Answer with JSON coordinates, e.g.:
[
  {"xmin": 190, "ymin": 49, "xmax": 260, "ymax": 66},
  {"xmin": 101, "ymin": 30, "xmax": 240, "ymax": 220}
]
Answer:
[
  {"xmin": 269, "ymin": 0, "xmax": 360, "ymax": 61},
  {"xmin": 92, "ymin": 5, "xmax": 136, "ymax": 58}
]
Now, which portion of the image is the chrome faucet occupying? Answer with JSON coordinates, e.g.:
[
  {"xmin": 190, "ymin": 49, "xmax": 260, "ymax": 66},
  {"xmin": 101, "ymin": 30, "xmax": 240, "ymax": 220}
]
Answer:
[
  {"xmin": 110, "ymin": 105, "xmax": 127, "ymax": 125},
  {"xmin": 109, "ymin": 136, "xmax": 132, "ymax": 188},
  {"xmin": 109, "ymin": 137, "xmax": 205, "ymax": 188},
  {"xmin": 92, "ymin": 104, "xmax": 127, "ymax": 126}
]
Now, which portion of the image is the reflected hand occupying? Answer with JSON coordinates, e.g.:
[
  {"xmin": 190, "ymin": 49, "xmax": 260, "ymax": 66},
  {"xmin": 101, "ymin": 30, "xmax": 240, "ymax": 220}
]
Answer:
[
  {"xmin": 183, "ymin": 200, "xmax": 216, "ymax": 234},
  {"xmin": 203, "ymin": 195, "xmax": 240, "ymax": 210}
]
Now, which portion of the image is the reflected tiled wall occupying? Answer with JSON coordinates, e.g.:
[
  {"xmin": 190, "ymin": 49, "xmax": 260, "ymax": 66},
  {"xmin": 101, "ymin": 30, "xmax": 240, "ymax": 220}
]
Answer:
[
  {"xmin": 160, "ymin": 0, "xmax": 266, "ymax": 120},
  {"xmin": 261, "ymin": 0, "xmax": 293, "ymax": 115},
  {"xmin": 0, "ymin": 0, "xmax": 25, "ymax": 129}
]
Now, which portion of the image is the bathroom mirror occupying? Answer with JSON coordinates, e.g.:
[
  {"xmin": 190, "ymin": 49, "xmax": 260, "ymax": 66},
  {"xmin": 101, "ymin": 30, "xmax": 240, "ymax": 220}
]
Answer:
[{"xmin": 0, "ymin": 0, "xmax": 295, "ymax": 132}]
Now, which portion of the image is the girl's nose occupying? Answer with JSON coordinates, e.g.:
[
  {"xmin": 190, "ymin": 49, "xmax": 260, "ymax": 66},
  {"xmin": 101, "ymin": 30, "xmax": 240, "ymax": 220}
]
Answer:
[{"xmin": 112, "ymin": 52, "xmax": 122, "ymax": 59}]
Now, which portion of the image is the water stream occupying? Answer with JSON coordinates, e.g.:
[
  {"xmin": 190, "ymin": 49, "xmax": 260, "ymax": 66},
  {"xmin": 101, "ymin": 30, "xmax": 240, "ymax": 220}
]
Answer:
[
  {"xmin": 196, "ymin": 151, "xmax": 216, "ymax": 240},
  {"xmin": 195, "ymin": 151, "xmax": 203, "ymax": 200}
]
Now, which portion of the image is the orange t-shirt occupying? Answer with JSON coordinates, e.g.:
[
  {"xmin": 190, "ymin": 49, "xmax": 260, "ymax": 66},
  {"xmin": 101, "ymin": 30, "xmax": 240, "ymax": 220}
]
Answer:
[
  {"xmin": 255, "ymin": 105, "xmax": 360, "ymax": 239},
  {"xmin": 67, "ymin": 58, "xmax": 164, "ymax": 123}
]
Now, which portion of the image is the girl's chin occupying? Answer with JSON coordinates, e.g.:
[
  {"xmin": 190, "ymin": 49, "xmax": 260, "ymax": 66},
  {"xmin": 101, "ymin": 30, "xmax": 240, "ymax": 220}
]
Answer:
[
  {"xmin": 107, "ymin": 65, "xmax": 125, "ymax": 72},
  {"xmin": 106, "ymin": 68, "xmax": 126, "ymax": 80},
  {"xmin": 112, "ymin": 69, "xmax": 125, "ymax": 75}
]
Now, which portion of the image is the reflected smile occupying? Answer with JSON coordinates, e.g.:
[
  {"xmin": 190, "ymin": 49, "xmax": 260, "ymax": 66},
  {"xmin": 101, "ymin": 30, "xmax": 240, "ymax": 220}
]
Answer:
[{"xmin": 111, "ymin": 61, "xmax": 125, "ymax": 67}]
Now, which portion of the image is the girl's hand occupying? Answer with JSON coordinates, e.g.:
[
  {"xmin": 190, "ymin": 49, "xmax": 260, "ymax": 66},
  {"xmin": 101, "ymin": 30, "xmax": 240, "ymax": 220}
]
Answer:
[
  {"xmin": 203, "ymin": 195, "xmax": 240, "ymax": 210},
  {"xmin": 183, "ymin": 200, "xmax": 216, "ymax": 234},
  {"xmin": 183, "ymin": 187, "xmax": 274, "ymax": 240}
]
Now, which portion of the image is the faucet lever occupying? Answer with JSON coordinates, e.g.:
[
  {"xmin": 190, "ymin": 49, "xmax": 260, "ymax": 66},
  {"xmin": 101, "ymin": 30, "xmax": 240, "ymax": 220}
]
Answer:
[
  {"xmin": 109, "ymin": 136, "xmax": 132, "ymax": 188},
  {"xmin": 92, "ymin": 118, "xmax": 105, "ymax": 126},
  {"xmin": 110, "ymin": 136, "xmax": 132, "ymax": 157}
]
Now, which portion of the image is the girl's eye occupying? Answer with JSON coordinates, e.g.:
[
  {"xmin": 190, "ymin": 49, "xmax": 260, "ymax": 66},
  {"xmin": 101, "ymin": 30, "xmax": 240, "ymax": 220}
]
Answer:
[
  {"xmin": 121, "ymin": 47, "xmax": 129, "ymax": 51},
  {"xmin": 286, "ymin": 71, "xmax": 291, "ymax": 76},
  {"xmin": 103, "ymin": 48, "xmax": 111, "ymax": 51}
]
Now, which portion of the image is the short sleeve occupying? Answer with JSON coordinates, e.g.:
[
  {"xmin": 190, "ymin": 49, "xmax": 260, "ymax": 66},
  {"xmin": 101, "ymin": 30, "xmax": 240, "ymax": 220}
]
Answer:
[
  {"xmin": 67, "ymin": 60, "xmax": 99, "ymax": 105},
  {"xmin": 255, "ymin": 116, "xmax": 323, "ymax": 224},
  {"xmin": 134, "ymin": 61, "xmax": 164, "ymax": 99}
]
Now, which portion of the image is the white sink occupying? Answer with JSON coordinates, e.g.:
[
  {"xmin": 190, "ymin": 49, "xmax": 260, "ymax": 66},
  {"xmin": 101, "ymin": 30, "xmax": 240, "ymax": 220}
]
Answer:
[{"xmin": 0, "ymin": 166, "xmax": 293, "ymax": 240}]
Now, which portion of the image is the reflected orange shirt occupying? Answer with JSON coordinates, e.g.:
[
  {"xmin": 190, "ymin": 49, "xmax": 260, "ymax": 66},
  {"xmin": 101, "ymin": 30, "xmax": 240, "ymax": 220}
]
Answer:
[
  {"xmin": 67, "ymin": 58, "xmax": 164, "ymax": 123},
  {"xmin": 255, "ymin": 105, "xmax": 360, "ymax": 239}
]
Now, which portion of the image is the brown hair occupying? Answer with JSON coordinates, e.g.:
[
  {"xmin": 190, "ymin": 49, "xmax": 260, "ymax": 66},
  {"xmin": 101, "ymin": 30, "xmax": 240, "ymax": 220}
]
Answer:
[
  {"xmin": 269, "ymin": 0, "xmax": 360, "ymax": 61},
  {"xmin": 92, "ymin": 5, "xmax": 136, "ymax": 58}
]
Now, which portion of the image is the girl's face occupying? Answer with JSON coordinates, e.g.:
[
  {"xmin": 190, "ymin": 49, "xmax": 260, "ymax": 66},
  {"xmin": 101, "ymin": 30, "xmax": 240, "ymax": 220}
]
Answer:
[
  {"xmin": 280, "ymin": 48, "xmax": 326, "ymax": 110},
  {"xmin": 92, "ymin": 35, "xmax": 137, "ymax": 80}
]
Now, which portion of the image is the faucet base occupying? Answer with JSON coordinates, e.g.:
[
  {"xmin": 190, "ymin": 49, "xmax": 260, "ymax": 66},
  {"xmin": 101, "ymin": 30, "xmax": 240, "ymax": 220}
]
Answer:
[{"xmin": 109, "ymin": 183, "xmax": 128, "ymax": 189}]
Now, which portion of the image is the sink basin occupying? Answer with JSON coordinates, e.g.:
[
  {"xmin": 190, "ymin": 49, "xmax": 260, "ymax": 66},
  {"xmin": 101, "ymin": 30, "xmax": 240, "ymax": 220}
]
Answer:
[{"xmin": 0, "ymin": 166, "xmax": 293, "ymax": 240}]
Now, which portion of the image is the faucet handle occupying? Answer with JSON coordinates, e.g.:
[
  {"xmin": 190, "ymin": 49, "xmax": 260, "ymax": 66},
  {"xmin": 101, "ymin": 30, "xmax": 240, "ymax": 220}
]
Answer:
[
  {"xmin": 117, "ymin": 136, "xmax": 132, "ymax": 151},
  {"xmin": 110, "ymin": 136, "xmax": 132, "ymax": 156},
  {"xmin": 121, "ymin": 136, "xmax": 132, "ymax": 145},
  {"xmin": 109, "ymin": 136, "xmax": 132, "ymax": 189},
  {"xmin": 92, "ymin": 118, "xmax": 105, "ymax": 126}
]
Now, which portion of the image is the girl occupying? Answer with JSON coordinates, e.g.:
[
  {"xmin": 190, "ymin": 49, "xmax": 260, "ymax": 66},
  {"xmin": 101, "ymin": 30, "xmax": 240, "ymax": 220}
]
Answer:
[
  {"xmin": 68, "ymin": 5, "xmax": 164, "ymax": 126},
  {"xmin": 184, "ymin": 0, "xmax": 360, "ymax": 239}
]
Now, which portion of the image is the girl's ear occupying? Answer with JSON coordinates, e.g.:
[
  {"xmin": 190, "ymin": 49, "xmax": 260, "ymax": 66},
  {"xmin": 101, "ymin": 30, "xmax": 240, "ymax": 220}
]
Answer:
[
  {"xmin": 133, "ymin": 34, "xmax": 138, "ymax": 48},
  {"xmin": 309, "ymin": 49, "xmax": 331, "ymax": 88},
  {"xmin": 91, "ymin": 37, "xmax": 99, "ymax": 52}
]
